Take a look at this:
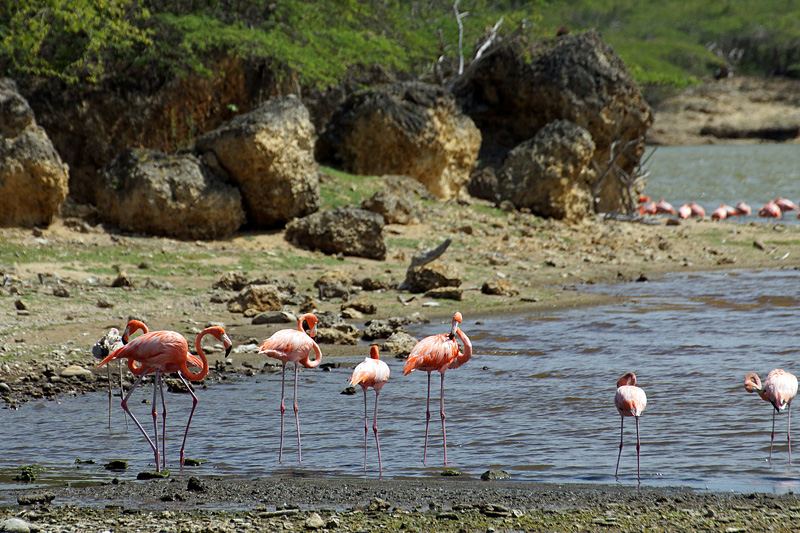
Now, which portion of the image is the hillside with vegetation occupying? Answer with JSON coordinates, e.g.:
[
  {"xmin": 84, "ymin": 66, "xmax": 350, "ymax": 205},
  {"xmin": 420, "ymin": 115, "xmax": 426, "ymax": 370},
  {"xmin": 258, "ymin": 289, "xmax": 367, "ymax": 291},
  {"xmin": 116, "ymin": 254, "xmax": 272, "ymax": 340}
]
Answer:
[{"xmin": 2, "ymin": 0, "xmax": 799, "ymax": 95}]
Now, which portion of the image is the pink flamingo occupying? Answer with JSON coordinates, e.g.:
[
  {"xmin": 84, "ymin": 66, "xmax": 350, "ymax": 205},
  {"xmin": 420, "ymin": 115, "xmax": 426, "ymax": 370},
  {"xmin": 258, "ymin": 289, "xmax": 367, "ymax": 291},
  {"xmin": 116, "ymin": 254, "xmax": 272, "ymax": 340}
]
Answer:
[
  {"xmin": 642, "ymin": 201, "xmax": 658, "ymax": 215},
  {"xmin": 775, "ymin": 197, "xmax": 799, "ymax": 212},
  {"xmin": 677, "ymin": 204, "xmax": 691, "ymax": 220},
  {"xmin": 745, "ymin": 370, "xmax": 798, "ymax": 463},
  {"xmin": 614, "ymin": 372, "xmax": 647, "ymax": 482},
  {"xmin": 689, "ymin": 202, "xmax": 706, "ymax": 218},
  {"xmin": 349, "ymin": 345, "xmax": 390, "ymax": 474},
  {"xmin": 734, "ymin": 201, "xmax": 752, "ymax": 216},
  {"xmin": 711, "ymin": 205, "xmax": 728, "ymax": 221},
  {"xmin": 638, "ymin": 193, "xmax": 650, "ymax": 204},
  {"xmin": 655, "ymin": 199, "xmax": 676, "ymax": 215},
  {"xmin": 97, "ymin": 320, "xmax": 231, "ymax": 471},
  {"xmin": 258, "ymin": 313, "xmax": 322, "ymax": 463},
  {"xmin": 760, "ymin": 201, "xmax": 782, "ymax": 218},
  {"xmin": 403, "ymin": 311, "xmax": 472, "ymax": 466},
  {"xmin": 127, "ymin": 336, "xmax": 207, "ymax": 468}
]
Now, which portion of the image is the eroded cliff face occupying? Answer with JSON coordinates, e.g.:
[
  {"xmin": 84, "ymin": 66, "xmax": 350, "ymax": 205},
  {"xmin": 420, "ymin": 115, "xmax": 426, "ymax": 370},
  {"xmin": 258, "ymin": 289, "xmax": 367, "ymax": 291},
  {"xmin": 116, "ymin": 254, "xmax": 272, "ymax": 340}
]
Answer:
[{"xmin": 16, "ymin": 57, "xmax": 301, "ymax": 204}]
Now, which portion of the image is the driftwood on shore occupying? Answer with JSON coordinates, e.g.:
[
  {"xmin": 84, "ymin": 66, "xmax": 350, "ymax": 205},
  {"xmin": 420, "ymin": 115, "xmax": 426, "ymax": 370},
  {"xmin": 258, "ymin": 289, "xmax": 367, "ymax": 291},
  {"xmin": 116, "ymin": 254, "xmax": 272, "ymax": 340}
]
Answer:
[{"xmin": 397, "ymin": 238, "xmax": 452, "ymax": 291}]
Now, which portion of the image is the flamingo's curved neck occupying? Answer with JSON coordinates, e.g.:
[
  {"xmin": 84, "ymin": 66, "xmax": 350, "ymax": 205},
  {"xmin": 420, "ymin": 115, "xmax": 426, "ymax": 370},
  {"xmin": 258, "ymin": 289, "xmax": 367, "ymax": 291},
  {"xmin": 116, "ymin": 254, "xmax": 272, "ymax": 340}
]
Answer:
[
  {"xmin": 183, "ymin": 329, "xmax": 212, "ymax": 381},
  {"xmin": 123, "ymin": 319, "xmax": 148, "ymax": 343},
  {"xmin": 450, "ymin": 327, "xmax": 472, "ymax": 369},
  {"xmin": 302, "ymin": 340, "xmax": 323, "ymax": 369}
]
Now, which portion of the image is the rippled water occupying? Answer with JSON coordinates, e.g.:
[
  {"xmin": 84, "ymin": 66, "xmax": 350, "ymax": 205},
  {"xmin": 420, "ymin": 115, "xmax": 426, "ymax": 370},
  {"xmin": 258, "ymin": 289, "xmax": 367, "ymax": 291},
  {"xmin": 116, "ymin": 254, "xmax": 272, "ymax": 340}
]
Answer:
[
  {"xmin": 646, "ymin": 144, "xmax": 800, "ymax": 222},
  {"xmin": 2, "ymin": 268, "xmax": 800, "ymax": 498}
]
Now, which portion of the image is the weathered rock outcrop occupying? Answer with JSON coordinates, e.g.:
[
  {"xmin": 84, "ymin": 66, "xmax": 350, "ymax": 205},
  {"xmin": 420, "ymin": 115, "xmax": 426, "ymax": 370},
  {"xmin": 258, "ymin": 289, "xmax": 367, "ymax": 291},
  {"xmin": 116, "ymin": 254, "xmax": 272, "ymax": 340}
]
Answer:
[
  {"xmin": 96, "ymin": 148, "xmax": 245, "ymax": 240},
  {"xmin": 361, "ymin": 177, "xmax": 422, "ymax": 224},
  {"xmin": 497, "ymin": 120, "xmax": 596, "ymax": 219},
  {"xmin": 454, "ymin": 30, "xmax": 652, "ymax": 214},
  {"xmin": 0, "ymin": 79, "xmax": 69, "ymax": 227},
  {"xmin": 405, "ymin": 263, "xmax": 462, "ymax": 294},
  {"xmin": 317, "ymin": 82, "xmax": 481, "ymax": 200},
  {"xmin": 195, "ymin": 96, "xmax": 320, "ymax": 228},
  {"xmin": 18, "ymin": 57, "xmax": 301, "ymax": 204},
  {"xmin": 285, "ymin": 208, "xmax": 386, "ymax": 260}
]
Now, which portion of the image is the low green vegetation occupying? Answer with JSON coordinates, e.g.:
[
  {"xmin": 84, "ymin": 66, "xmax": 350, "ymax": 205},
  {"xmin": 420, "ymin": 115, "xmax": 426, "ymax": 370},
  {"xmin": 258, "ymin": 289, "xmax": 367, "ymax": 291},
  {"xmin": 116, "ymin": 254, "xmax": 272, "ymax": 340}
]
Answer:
[
  {"xmin": 319, "ymin": 167, "xmax": 383, "ymax": 210},
  {"xmin": 2, "ymin": 1, "xmax": 799, "ymax": 91}
]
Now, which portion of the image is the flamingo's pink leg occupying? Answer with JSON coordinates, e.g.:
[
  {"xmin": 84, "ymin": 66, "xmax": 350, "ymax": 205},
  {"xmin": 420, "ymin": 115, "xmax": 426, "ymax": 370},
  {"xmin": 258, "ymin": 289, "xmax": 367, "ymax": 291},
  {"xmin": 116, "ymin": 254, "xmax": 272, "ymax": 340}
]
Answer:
[
  {"xmin": 423, "ymin": 371, "xmax": 432, "ymax": 465},
  {"xmin": 176, "ymin": 372, "xmax": 199, "ymax": 467},
  {"xmin": 440, "ymin": 372, "xmax": 448, "ymax": 466},
  {"xmin": 121, "ymin": 372, "xmax": 160, "ymax": 472},
  {"xmin": 293, "ymin": 362, "xmax": 302, "ymax": 463},
  {"xmin": 770, "ymin": 409, "xmax": 777, "ymax": 463},
  {"xmin": 362, "ymin": 388, "xmax": 369, "ymax": 473},
  {"xmin": 158, "ymin": 370, "xmax": 167, "ymax": 471},
  {"xmin": 788, "ymin": 402, "xmax": 793, "ymax": 464},
  {"xmin": 279, "ymin": 362, "xmax": 286, "ymax": 463},
  {"xmin": 635, "ymin": 415, "xmax": 641, "ymax": 483},
  {"xmin": 615, "ymin": 417, "xmax": 624, "ymax": 479},
  {"xmin": 374, "ymin": 390, "xmax": 382, "ymax": 475}
]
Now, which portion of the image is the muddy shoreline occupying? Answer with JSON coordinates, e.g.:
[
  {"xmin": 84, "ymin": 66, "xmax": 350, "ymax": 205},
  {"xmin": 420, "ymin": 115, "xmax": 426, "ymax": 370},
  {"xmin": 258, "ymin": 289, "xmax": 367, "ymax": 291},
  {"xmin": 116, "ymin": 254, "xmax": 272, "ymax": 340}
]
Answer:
[{"xmin": 4, "ymin": 473, "xmax": 800, "ymax": 531}]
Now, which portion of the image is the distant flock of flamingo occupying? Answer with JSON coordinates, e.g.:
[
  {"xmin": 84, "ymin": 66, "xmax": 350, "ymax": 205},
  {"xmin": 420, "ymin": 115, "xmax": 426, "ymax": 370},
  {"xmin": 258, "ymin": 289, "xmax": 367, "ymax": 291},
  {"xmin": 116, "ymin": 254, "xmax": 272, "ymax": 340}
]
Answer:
[
  {"xmin": 637, "ymin": 194, "xmax": 800, "ymax": 220},
  {"xmin": 94, "ymin": 312, "xmax": 795, "ymax": 483}
]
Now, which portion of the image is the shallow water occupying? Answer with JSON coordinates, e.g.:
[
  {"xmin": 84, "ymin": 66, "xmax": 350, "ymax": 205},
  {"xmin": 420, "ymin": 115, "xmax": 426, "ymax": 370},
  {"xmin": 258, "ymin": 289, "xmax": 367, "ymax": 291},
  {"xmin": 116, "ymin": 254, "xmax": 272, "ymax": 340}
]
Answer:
[
  {"xmin": 645, "ymin": 144, "xmax": 800, "ymax": 222},
  {"xmin": 4, "ymin": 144, "xmax": 800, "ymax": 500},
  {"xmin": 2, "ymin": 268, "xmax": 800, "ymax": 499}
]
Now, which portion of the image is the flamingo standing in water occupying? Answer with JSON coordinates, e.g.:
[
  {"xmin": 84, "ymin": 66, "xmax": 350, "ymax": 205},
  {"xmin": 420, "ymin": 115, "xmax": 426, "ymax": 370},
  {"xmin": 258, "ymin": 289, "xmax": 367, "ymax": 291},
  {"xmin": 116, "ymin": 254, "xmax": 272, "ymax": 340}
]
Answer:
[
  {"xmin": 745, "ymin": 370, "xmax": 798, "ymax": 463},
  {"xmin": 689, "ymin": 202, "xmax": 706, "ymax": 218},
  {"xmin": 349, "ymin": 345, "xmax": 390, "ymax": 474},
  {"xmin": 655, "ymin": 199, "xmax": 676, "ymax": 215},
  {"xmin": 775, "ymin": 197, "xmax": 800, "ymax": 212},
  {"xmin": 97, "ymin": 321, "xmax": 231, "ymax": 471},
  {"xmin": 734, "ymin": 201, "xmax": 752, "ymax": 216},
  {"xmin": 711, "ymin": 205, "xmax": 729, "ymax": 221},
  {"xmin": 258, "ymin": 313, "xmax": 322, "ymax": 463},
  {"xmin": 614, "ymin": 372, "xmax": 647, "ymax": 482},
  {"xmin": 677, "ymin": 204, "xmax": 691, "ymax": 220},
  {"xmin": 403, "ymin": 311, "xmax": 472, "ymax": 466},
  {"xmin": 759, "ymin": 201, "xmax": 782, "ymax": 218}
]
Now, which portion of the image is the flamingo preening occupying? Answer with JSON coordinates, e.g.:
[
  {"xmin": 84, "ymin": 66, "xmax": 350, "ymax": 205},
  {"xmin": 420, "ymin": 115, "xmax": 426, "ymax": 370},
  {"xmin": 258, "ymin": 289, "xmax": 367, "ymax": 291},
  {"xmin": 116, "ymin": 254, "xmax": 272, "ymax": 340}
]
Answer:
[
  {"xmin": 403, "ymin": 311, "xmax": 472, "ymax": 466},
  {"xmin": 258, "ymin": 313, "xmax": 322, "ymax": 463}
]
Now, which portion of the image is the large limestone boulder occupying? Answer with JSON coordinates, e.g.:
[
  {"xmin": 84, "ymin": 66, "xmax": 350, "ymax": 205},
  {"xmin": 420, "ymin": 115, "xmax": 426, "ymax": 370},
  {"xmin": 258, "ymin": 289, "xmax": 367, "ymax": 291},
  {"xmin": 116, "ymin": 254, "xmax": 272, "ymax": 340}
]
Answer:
[
  {"xmin": 498, "ymin": 120, "xmax": 596, "ymax": 219},
  {"xmin": 195, "ymin": 96, "xmax": 320, "ymax": 228},
  {"xmin": 317, "ymin": 82, "xmax": 481, "ymax": 200},
  {"xmin": 454, "ymin": 30, "xmax": 652, "ymax": 213},
  {"xmin": 96, "ymin": 148, "xmax": 245, "ymax": 240},
  {"xmin": 0, "ymin": 79, "xmax": 69, "ymax": 227},
  {"xmin": 285, "ymin": 208, "xmax": 386, "ymax": 260}
]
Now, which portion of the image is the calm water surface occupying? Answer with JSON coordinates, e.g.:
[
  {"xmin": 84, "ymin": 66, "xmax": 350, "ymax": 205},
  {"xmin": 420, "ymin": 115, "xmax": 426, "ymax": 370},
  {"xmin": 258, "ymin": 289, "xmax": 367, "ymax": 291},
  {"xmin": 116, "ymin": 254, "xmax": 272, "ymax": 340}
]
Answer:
[
  {"xmin": 646, "ymin": 144, "xmax": 800, "ymax": 221},
  {"xmin": 3, "ymin": 146, "xmax": 800, "ymax": 500}
]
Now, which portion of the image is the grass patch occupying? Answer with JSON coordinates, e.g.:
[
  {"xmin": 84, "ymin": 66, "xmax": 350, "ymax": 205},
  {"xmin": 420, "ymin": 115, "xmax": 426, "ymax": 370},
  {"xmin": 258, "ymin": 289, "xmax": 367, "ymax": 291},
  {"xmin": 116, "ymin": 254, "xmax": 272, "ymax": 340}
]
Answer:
[{"xmin": 319, "ymin": 167, "xmax": 383, "ymax": 210}]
